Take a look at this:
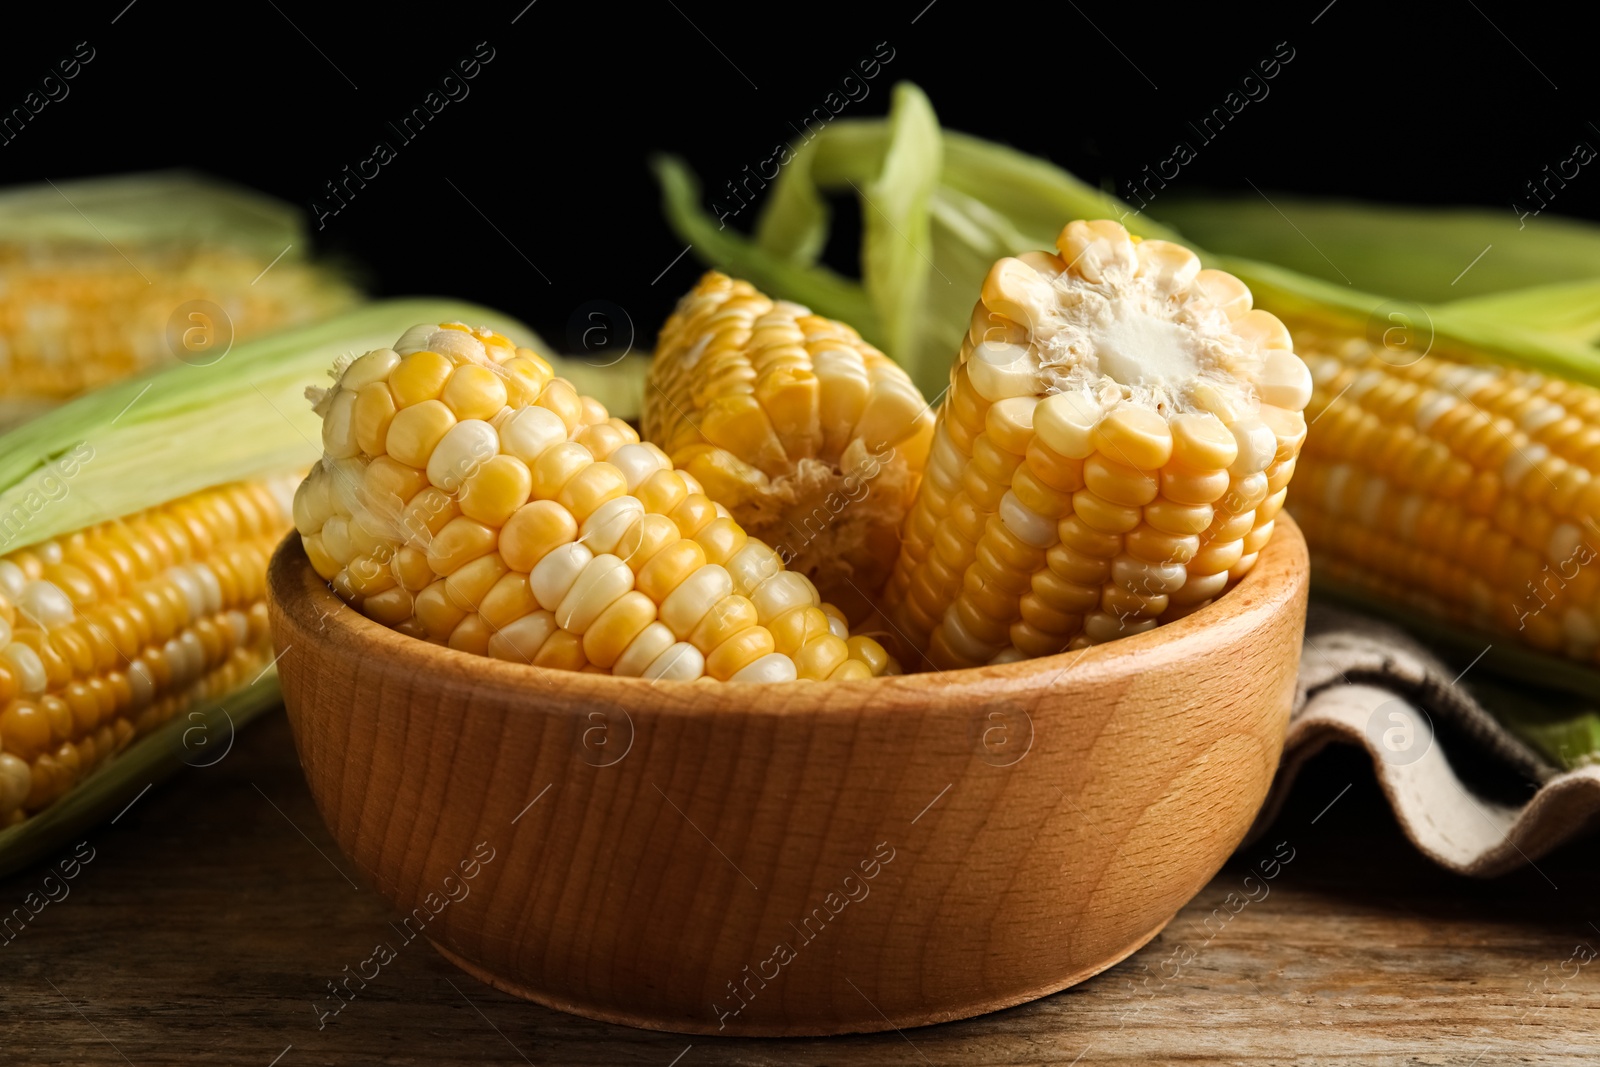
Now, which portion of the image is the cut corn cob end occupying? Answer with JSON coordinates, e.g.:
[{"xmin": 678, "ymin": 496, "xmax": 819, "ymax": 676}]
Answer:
[
  {"xmin": 1290, "ymin": 327, "xmax": 1600, "ymax": 663},
  {"xmin": 0, "ymin": 478, "xmax": 295, "ymax": 823},
  {"xmin": 883, "ymin": 220, "xmax": 1311, "ymax": 669},
  {"xmin": 645, "ymin": 272, "xmax": 934, "ymax": 624},
  {"xmin": 294, "ymin": 322, "xmax": 896, "ymax": 683}
]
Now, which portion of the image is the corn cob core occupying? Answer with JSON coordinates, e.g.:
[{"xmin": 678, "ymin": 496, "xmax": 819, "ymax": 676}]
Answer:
[
  {"xmin": 883, "ymin": 220, "xmax": 1312, "ymax": 669},
  {"xmin": 294, "ymin": 323, "xmax": 895, "ymax": 683},
  {"xmin": 645, "ymin": 272, "xmax": 934, "ymax": 623},
  {"xmin": 0, "ymin": 479, "xmax": 292, "ymax": 822},
  {"xmin": 1292, "ymin": 330, "xmax": 1600, "ymax": 662},
  {"xmin": 0, "ymin": 242, "xmax": 350, "ymax": 426}
]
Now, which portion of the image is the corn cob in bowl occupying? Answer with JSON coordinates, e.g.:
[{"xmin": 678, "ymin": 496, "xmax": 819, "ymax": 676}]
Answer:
[
  {"xmin": 880, "ymin": 221, "xmax": 1309, "ymax": 668},
  {"xmin": 645, "ymin": 271, "xmax": 933, "ymax": 624},
  {"xmin": 293, "ymin": 322, "xmax": 895, "ymax": 682}
]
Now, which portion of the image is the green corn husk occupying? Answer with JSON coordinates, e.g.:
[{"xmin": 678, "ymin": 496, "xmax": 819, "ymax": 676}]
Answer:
[
  {"xmin": 1486, "ymin": 692, "xmax": 1600, "ymax": 773},
  {"xmin": 0, "ymin": 171, "xmax": 362, "ymax": 428},
  {"xmin": 654, "ymin": 80, "xmax": 1600, "ymax": 761},
  {"xmin": 0, "ymin": 299, "xmax": 651, "ymax": 876},
  {"xmin": 1151, "ymin": 195, "xmax": 1600, "ymax": 304},
  {"xmin": 1, "ymin": 171, "xmax": 323, "ymax": 253},
  {"xmin": 657, "ymin": 86, "xmax": 1189, "ymax": 400}
]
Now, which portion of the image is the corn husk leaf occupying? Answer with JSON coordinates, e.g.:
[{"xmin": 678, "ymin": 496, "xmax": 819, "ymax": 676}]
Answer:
[
  {"xmin": 1208, "ymin": 254, "xmax": 1600, "ymax": 389},
  {"xmin": 0, "ymin": 171, "xmax": 314, "ymax": 259},
  {"xmin": 1488, "ymin": 697, "xmax": 1600, "ymax": 773},
  {"xmin": 1313, "ymin": 579, "xmax": 1600, "ymax": 708},
  {"xmin": 1313, "ymin": 538, "xmax": 1600, "ymax": 770},
  {"xmin": 1443, "ymin": 277, "xmax": 1600, "ymax": 350},
  {"xmin": 557, "ymin": 353, "xmax": 652, "ymax": 424},
  {"xmin": 1151, "ymin": 195, "xmax": 1600, "ymax": 303},
  {"xmin": 658, "ymin": 84, "xmax": 1182, "ymax": 398},
  {"xmin": 859, "ymin": 83, "xmax": 942, "ymax": 371},
  {"xmin": 653, "ymin": 155, "xmax": 877, "ymax": 334}
]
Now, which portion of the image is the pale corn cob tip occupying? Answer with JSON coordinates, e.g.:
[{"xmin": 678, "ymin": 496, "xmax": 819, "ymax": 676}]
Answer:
[
  {"xmin": 646, "ymin": 272, "xmax": 935, "ymax": 625},
  {"xmin": 885, "ymin": 220, "xmax": 1312, "ymax": 669},
  {"xmin": 0, "ymin": 477, "xmax": 295, "ymax": 822},
  {"xmin": 294, "ymin": 322, "xmax": 896, "ymax": 683},
  {"xmin": 1292, "ymin": 330, "xmax": 1600, "ymax": 663}
]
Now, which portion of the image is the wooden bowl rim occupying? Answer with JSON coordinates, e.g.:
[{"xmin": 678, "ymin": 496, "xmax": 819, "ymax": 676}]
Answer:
[{"xmin": 268, "ymin": 514, "xmax": 1307, "ymax": 708}]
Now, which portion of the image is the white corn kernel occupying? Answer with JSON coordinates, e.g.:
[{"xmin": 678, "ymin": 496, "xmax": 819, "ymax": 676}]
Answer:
[
  {"xmin": 730, "ymin": 652, "xmax": 799, "ymax": 683},
  {"xmin": 497, "ymin": 405, "xmax": 568, "ymax": 465},
  {"xmin": 581, "ymin": 497, "xmax": 645, "ymax": 554},
  {"xmin": 428, "ymin": 420, "xmax": 499, "ymax": 492},
  {"xmin": 967, "ymin": 342, "xmax": 1041, "ymax": 402},
  {"xmin": 608, "ymin": 443, "xmax": 668, "ymax": 491},
  {"xmin": 613, "ymin": 621, "xmax": 676, "ymax": 677},
  {"xmin": 556, "ymin": 555, "xmax": 634, "ymax": 634},
  {"xmin": 530, "ymin": 542, "xmax": 593, "ymax": 611},
  {"xmin": 660, "ymin": 564, "xmax": 734, "ymax": 637},
  {"xmin": 0, "ymin": 560, "xmax": 27, "ymax": 599},
  {"xmin": 1, "ymin": 643, "xmax": 46, "ymax": 694},
  {"xmin": 643, "ymin": 641, "xmax": 705, "ymax": 681},
  {"xmin": 487, "ymin": 611, "xmax": 558, "ymax": 662},
  {"xmin": 14, "ymin": 579, "xmax": 74, "ymax": 628},
  {"xmin": 999, "ymin": 491, "xmax": 1057, "ymax": 548}
]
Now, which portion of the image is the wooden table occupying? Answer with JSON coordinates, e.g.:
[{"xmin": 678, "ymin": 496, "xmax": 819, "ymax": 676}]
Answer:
[{"xmin": 2, "ymin": 711, "xmax": 1594, "ymax": 1065}]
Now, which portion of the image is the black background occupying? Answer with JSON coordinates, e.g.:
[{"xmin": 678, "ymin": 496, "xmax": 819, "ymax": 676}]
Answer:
[{"xmin": 4, "ymin": 0, "xmax": 1595, "ymax": 351}]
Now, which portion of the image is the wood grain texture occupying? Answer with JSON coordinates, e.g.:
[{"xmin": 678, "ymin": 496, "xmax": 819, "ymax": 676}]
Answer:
[
  {"xmin": 3, "ymin": 716, "xmax": 1596, "ymax": 1066},
  {"xmin": 265, "ymin": 516, "xmax": 1310, "ymax": 1036}
]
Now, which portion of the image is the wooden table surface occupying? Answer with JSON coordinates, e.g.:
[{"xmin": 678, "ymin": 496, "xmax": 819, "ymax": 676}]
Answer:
[{"xmin": 2, "ymin": 710, "xmax": 1595, "ymax": 1066}]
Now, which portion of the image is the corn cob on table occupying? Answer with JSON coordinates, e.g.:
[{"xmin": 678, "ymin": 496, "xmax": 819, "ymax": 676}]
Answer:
[
  {"xmin": 0, "ymin": 173, "xmax": 357, "ymax": 427},
  {"xmin": 0, "ymin": 480, "xmax": 293, "ymax": 822},
  {"xmin": 1285, "ymin": 329, "xmax": 1600, "ymax": 662},
  {"xmin": 0, "ymin": 300, "xmax": 566, "ymax": 875}
]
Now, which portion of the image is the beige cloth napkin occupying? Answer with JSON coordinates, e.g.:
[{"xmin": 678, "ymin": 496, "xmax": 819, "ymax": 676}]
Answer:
[{"xmin": 1254, "ymin": 604, "xmax": 1600, "ymax": 877}]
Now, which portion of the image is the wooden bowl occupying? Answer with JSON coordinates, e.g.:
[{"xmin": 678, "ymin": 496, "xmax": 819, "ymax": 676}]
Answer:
[{"xmin": 267, "ymin": 516, "xmax": 1308, "ymax": 1036}]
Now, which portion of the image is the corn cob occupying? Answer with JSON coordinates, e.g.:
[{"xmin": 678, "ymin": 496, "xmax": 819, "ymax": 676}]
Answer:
[
  {"xmin": 645, "ymin": 272, "xmax": 934, "ymax": 622},
  {"xmin": 0, "ymin": 243, "xmax": 352, "ymax": 426},
  {"xmin": 0, "ymin": 480, "xmax": 292, "ymax": 822},
  {"xmin": 0, "ymin": 173, "xmax": 357, "ymax": 427},
  {"xmin": 882, "ymin": 221, "xmax": 1311, "ymax": 668},
  {"xmin": 1289, "ymin": 330, "xmax": 1600, "ymax": 661},
  {"xmin": 295, "ymin": 323, "xmax": 895, "ymax": 682}
]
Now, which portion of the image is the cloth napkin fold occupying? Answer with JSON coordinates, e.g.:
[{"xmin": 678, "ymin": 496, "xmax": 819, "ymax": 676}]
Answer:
[{"xmin": 1254, "ymin": 604, "xmax": 1600, "ymax": 876}]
